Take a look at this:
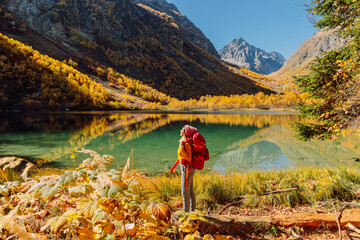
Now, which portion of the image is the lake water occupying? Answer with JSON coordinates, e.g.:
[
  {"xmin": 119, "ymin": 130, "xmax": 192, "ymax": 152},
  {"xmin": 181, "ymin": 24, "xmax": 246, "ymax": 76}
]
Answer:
[{"xmin": 0, "ymin": 111, "xmax": 359, "ymax": 174}]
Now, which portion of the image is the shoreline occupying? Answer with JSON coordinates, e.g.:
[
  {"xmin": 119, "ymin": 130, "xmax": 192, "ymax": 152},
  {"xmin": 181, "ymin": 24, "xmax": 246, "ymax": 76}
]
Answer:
[{"xmin": 0, "ymin": 108, "xmax": 299, "ymax": 115}]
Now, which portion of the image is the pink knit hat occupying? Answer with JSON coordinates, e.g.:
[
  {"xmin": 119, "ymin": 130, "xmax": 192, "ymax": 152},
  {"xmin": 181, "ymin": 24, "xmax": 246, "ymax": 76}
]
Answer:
[{"xmin": 184, "ymin": 125, "xmax": 197, "ymax": 138}]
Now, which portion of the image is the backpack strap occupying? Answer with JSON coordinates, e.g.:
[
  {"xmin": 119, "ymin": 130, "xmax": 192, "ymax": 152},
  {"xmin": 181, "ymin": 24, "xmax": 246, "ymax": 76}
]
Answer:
[
  {"xmin": 170, "ymin": 159, "xmax": 180, "ymax": 173},
  {"xmin": 183, "ymin": 139, "xmax": 193, "ymax": 162},
  {"xmin": 182, "ymin": 138, "xmax": 193, "ymax": 146}
]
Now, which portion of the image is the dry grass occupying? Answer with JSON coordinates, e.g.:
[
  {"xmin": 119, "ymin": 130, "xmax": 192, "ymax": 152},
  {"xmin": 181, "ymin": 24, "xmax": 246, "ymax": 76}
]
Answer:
[{"xmin": 154, "ymin": 167, "xmax": 360, "ymax": 209}]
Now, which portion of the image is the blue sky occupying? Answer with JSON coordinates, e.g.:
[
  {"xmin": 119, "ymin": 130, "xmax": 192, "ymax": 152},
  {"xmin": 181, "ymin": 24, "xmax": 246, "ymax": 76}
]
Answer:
[{"xmin": 166, "ymin": 0, "xmax": 317, "ymax": 59}]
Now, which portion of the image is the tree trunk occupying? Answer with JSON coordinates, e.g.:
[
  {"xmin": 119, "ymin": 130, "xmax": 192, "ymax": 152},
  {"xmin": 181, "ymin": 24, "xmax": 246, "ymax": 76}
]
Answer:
[
  {"xmin": 273, "ymin": 209, "xmax": 360, "ymax": 229},
  {"xmin": 198, "ymin": 209, "xmax": 360, "ymax": 235}
]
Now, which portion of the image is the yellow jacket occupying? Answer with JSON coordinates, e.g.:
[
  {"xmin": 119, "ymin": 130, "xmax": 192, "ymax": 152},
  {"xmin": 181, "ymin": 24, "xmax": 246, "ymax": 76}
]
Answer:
[{"xmin": 177, "ymin": 141, "xmax": 192, "ymax": 165}]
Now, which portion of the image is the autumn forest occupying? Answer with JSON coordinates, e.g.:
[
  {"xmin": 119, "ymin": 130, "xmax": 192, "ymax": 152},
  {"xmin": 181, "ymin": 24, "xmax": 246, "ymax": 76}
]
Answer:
[{"xmin": 1, "ymin": 0, "xmax": 360, "ymax": 239}]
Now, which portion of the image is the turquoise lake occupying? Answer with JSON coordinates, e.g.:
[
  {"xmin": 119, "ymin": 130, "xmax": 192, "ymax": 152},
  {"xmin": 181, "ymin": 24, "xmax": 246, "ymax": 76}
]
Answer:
[{"xmin": 0, "ymin": 111, "xmax": 359, "ymax": 174}]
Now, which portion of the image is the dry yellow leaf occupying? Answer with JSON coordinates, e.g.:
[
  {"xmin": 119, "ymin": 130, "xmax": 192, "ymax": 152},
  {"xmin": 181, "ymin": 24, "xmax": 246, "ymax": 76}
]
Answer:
[
  {"xmin": 103, "ymin": 223, "xmax": 115, "ymax": 236},
  {"xmin": 140, "ymin": 209, "xmax": 149, "ymax": 220},
  {"xmin": 97, "ymin": 198, "xmax": 116, "ymax": 214},
  {"xmin": 184, "ymin": 231, "xmax": 201, "ymax": 240},
  {"xmin": 78, "ymin": 227, "xmax": 95, "ymax": 240},
  {"xmin": 112, "ymin": 179, "xmax": 127, "ymax": 188},
  {"xmin": 146, "ymin": 203, "xmax": 171, "ymax": 223},
  {"xmin": 125, "ymin": 223, "xmax": 137, "ymax": 237},
  {"xmin": 114, "ymin": 211, "xmax": 125, "ymax": 221},
  {"xmin": 114, "ymin": 222, "xmax": 126, "ymax": 238},
  {"xmin": 179, "ymin": 223, "xmax": 199, "ymax": 233}
]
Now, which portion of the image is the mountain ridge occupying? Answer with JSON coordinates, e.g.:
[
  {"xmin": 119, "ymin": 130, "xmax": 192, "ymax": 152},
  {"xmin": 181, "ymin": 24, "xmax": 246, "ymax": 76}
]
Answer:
[
  {"xmin": 269, "ymin": 29, "xmax": 349, "ymax": 80},
  {"xmin": 0, "ymin": 0, "xmax": 273, "ymax": 101},
  {"xmin": 134, "ymin": 0, "xmax": 219, "ymax": 57}
]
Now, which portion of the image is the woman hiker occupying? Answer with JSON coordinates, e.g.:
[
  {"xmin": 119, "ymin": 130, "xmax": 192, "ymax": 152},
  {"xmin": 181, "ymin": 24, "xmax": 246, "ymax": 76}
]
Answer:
[{"xmin": 176, "ymin": 125, "xmax": 197, "ymax": 212}]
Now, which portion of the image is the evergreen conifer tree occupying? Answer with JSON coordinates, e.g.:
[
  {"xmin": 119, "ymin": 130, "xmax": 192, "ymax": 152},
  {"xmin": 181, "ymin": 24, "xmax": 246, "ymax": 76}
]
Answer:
[{"xmin": 294, "ymin": 0, "xmax": 360, "ymax": 141}]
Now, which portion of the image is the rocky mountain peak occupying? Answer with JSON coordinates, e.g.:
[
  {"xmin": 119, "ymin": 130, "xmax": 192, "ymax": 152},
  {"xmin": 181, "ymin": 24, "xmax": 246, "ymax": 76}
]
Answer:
[
  {"xmin": 219, "ymin": 38, "xmax": 286, "ymax": 75},
  {"xmin": 233, "ymin": 38, "xmax": 246, "ymax": 44}
]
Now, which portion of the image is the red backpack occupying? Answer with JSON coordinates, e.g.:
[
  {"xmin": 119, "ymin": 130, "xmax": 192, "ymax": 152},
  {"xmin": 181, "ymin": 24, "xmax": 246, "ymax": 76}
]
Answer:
[{"xmin": 190, "ymin": 131, "xmax": 209, "ymax": 170}]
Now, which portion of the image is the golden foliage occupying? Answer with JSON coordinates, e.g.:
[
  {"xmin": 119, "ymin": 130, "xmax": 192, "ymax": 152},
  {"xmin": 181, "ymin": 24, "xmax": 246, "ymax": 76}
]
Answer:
[
  {"xmin": 0, "ymin": 149, "xmax": 221, "ymax": 239},
  {"xmin": 237, "ymin": 66, "xmax": 274, "ymax": 82},
  {"xmin": 0, "ymin": 31, "xmax": 312, "ymax": 112},
  {"xmin": 0, "ymin": 33, "xmax": 111, "ymax": 110},
  {"xmin": 92, "ymin": 66, "xmax": 174, "ymax": 106},
  {"xmin": 167, "ymin": 92, "xmax": 312, "ymax": 111}
]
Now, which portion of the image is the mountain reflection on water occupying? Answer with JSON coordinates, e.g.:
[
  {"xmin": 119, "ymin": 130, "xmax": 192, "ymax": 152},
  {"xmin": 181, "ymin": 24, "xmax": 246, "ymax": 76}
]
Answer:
[
  {"xmin": 0, "ymin": 111, "xmax": 359, "ymax": 173},
  {"xmin": 212, "ymin": 140, "xmax": 295, "ymax": 174}
]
